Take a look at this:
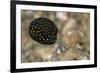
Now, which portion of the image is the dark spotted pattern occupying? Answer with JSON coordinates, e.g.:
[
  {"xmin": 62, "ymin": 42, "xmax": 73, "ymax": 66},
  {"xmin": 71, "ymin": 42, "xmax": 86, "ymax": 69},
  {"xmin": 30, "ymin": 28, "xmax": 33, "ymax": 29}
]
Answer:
[{"xmin": 29, "ymin": 17, "xmax": 57, "ymax": 45}]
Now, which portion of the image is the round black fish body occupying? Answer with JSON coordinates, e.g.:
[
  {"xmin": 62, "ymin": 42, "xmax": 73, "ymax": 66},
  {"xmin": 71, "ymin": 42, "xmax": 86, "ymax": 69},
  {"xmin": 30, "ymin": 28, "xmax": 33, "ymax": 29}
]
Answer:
[{"xmin": 29, "ymin": 17, "xmax": 57, "ymax": 45}]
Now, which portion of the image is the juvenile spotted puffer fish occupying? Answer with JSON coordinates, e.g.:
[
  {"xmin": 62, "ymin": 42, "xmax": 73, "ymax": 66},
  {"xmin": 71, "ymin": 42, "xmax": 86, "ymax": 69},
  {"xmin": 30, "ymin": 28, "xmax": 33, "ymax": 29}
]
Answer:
[{"xmin": 29, "ymin": 17, "xmax": 57, "ymax": 45}]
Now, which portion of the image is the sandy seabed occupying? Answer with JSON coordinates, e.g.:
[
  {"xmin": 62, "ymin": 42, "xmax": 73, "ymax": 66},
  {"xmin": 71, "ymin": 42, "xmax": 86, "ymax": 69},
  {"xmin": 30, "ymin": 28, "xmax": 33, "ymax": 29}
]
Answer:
[{"xmin": 21, "ymin": 10, "xmax": 90, "ymax": 63}]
